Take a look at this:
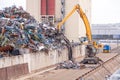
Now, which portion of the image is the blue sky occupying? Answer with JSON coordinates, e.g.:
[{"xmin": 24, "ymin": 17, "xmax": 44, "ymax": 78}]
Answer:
[{"xmin": 0, "ymin": 0, "xmax": 120, "ymax": 24}]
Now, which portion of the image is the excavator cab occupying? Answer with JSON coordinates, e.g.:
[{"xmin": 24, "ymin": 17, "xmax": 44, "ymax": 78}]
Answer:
[
  {"xmin": 81, "ymin": 40, "xmax": 103, "ymax": 64},
  {"xmin": 81, "ymin": 44, "xmax": 99, "ymax": 64}
]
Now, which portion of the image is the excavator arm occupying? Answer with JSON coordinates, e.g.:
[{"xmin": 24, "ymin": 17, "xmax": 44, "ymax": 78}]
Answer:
[
  {"xmin": 57, "ymin": 4, "xmax": 102, "ymax": 64},
  {"xmin": 57, "ymin": 4, "xmax": 100, "ymax": 49}
]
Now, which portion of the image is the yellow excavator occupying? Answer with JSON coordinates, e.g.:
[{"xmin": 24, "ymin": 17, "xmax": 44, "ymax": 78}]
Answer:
[{"xmin": 57, "ymin": 4, "xmax": 102, "ymax": 64}]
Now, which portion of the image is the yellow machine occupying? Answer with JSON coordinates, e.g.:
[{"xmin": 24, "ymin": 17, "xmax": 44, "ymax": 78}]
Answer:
[{"xmin": 57, "ymin": 4, "xmax": 102, "ymax": 64}]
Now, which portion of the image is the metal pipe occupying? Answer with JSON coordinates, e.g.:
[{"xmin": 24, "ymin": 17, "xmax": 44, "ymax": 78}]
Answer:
[{"xmin": 61, "ymin": 0, "xmax": 65, "ymax": 33}]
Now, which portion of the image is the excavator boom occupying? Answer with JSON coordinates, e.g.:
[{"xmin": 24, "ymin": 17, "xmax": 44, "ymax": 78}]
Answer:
[
  {"xmin": 57, "ymin": 4, "xmax": 101, "ymax": 64},
  {"xmin": 57, "ymin": 4, "xmax": 92, "ymax": 42}
]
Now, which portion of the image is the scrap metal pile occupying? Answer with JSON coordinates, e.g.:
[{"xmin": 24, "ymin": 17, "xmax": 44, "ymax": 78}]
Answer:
[
  {"xmin": 0, "ymin": 5, "xmax": 68, "ymax": 57},
  {"xmin": 55, "ymin": 60, "xmax": 85, "ymax": 69}
]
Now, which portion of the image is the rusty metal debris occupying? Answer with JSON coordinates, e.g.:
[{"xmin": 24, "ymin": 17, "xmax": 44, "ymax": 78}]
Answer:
[{"xmin": 0, "ymin": 5, "xmax": 70, "ymax": 57}]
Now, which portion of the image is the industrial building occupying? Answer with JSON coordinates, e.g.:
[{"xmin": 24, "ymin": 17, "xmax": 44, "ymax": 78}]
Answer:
[
  {"xmin": 92, "ymin": 23, "xmax": 120, "ymax": 39},
  {"xmin": 26, "ymin": 0, "xmax": 91, "ymax": 42}
]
